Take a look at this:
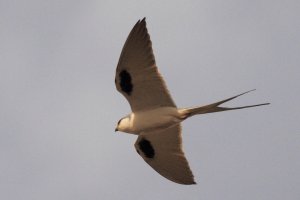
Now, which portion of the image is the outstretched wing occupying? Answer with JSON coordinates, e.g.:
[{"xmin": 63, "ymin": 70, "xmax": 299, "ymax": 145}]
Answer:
[
  {"xmin": 134, "ymin": 125, "xmax": 195, "ymax": 185},
  {"xmin": 115, "ymin": 18, "xmax": 176, "ymax": 112}
]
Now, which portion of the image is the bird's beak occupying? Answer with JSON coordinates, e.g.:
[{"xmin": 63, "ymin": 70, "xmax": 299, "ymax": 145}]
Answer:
[{"xmin": 115, "ymin": 128, "xmax": 118, "ymax": 132}]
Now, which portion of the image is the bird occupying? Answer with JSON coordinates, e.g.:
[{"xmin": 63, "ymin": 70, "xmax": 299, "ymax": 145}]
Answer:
[{"xmin": 114, "ymin": 18, "xmax": 269, "ymax": 185}]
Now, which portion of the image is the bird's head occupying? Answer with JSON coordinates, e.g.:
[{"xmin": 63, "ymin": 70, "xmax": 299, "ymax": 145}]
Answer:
[{"xmin": 115, "ymin": 116, "xmax": 131, "ymax": 133}]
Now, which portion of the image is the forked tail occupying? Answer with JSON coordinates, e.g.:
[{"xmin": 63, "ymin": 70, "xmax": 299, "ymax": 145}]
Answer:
[{"xmin": 181, "ymin": 89, "xmax": 270, "ymax": 118}]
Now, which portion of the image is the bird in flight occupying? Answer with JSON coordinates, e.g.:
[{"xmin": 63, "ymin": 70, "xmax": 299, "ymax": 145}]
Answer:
[{"xmin": 114, "ymin": 18, "xmax": 269, "ymax": 185}]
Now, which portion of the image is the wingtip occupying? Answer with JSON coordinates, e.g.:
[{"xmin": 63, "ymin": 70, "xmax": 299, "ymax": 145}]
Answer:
[
  {"xmin": 134, "ymin": 17, "xmax": 146, "ymax": 28},
  {"xmin": 185, "ymin": 180, "xmax": 197, "ymax": 185},
  {"xmin": 179, "ymin": 179, "xmax": 197, "ymax": 185},
  {"xmin": 136, "ymin": 17, "xmax": 146, "ymax": 24},
  {"xmin": 140, "ymin": 17, "xmax": 147, "ymax": 26},
  {"xmin": 174, "ymin": 180, "xmax": 197, "ymax": 185}
]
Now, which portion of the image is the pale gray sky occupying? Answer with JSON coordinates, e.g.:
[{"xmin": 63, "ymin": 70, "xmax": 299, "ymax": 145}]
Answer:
[{"xmin": 0, "ymin": 0, "xmax": 299, "ymax": 199}]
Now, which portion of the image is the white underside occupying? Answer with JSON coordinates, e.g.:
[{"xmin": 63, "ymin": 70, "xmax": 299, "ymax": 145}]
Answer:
[{"xmin": 125, "ymin": 107, "xmax": 185, "ymax": 134}]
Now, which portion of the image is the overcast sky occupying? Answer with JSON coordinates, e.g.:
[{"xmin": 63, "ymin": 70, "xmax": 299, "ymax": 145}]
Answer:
[{"xmin": 0, "ymin": 0, "xmax": 299, "ymax": 199}]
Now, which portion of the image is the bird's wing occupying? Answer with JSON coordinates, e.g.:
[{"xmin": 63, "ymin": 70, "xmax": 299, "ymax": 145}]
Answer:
[
  {"xmin": 134, "ymin": 124, "xmax": 195, "ymax": 185},
  {"xmin": 115, "ymin": 18, "xmax": 176, "ymax": 112}
]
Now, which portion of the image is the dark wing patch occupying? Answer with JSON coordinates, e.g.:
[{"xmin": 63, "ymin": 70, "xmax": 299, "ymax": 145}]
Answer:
[
  {"xmin": 119, "ymin": 70, "xmax": 133, "ymax": 95},
  {"xmin": 134, "ymin": 125, "xmax": 195, "ymax": 184},
  {"xmin": 115, "ymin": 18, "xmax": 176, "ymax": 111},
  {"xmin": 138, "ymin": 138, "xmax": 155, "ymax": 159}
]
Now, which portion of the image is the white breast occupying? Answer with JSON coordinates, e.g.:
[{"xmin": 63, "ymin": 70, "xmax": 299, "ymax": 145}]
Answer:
[{"xmin": 130, "ymin": 107, "xmax": 182, "ymax": 133}]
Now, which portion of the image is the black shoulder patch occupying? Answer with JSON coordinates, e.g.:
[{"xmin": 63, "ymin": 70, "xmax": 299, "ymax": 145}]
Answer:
[
  {"xmin": 138, "ymin": 138, "xmax": 155, "ymax": 159},
  {"xmin": 119, "ymin": 70, "xmax": 133, "ymax": 95}
]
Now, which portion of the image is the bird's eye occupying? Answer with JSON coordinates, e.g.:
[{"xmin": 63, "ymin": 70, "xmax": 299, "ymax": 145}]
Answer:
[{"xmin": 117, "ymin": 119, "xmax": 122, "ymax": 125}]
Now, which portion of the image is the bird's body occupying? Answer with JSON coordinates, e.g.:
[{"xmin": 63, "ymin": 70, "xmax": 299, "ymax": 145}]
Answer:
[
  {"xmin": 114, "ymin": 18, "xmax": 269, "ymax": 185},
  {"xmin": 118, "ymin": 107, "xmax": 182, "ymax": 134}
]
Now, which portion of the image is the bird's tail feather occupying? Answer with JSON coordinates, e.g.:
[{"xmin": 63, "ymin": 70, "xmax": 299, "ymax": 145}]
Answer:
[{"xmin": 180, "ymin": 89, "xmax": 269, "ymax": 118}]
